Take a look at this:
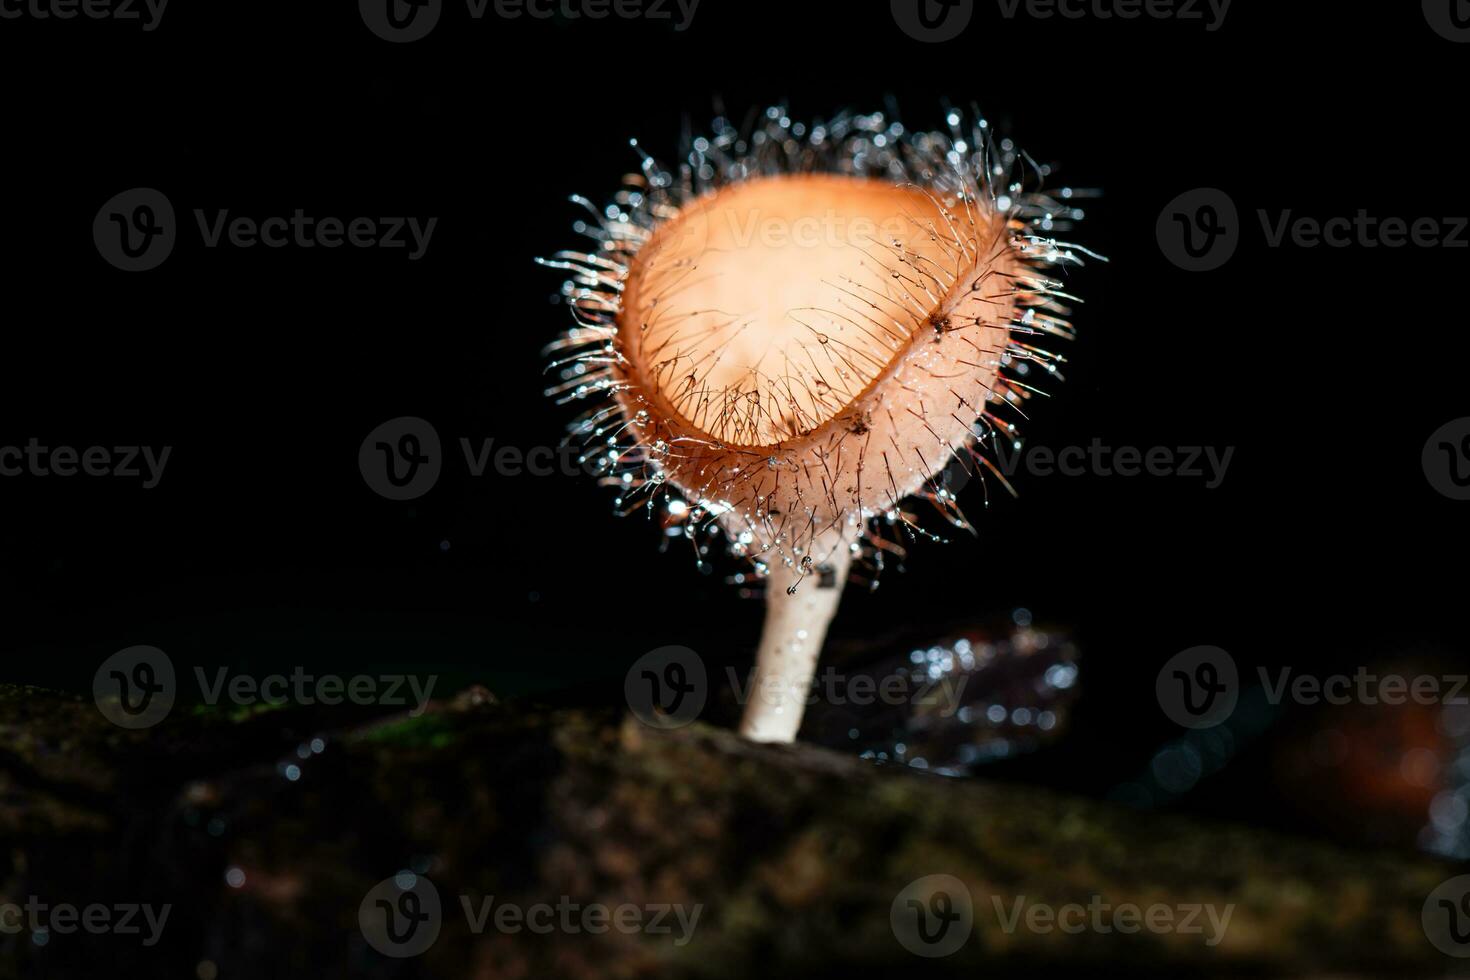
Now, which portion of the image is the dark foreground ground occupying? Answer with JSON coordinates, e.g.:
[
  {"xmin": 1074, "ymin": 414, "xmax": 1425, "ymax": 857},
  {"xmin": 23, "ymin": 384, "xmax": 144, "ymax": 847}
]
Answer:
[{"xmin": 1, "ymin": 682, "xmax": 1465, "ymax": 979}]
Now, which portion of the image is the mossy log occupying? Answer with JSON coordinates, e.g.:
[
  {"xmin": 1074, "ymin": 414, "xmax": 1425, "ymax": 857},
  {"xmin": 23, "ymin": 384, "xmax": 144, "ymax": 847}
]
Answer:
[{"xmin": 0, "ymin": 683, "xmax": 1464, "ymax": 978}]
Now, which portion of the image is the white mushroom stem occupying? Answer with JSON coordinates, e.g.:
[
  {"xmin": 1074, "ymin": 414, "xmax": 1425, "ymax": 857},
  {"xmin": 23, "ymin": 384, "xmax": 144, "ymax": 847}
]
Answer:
[{"xmin": 739, "ymin": 527, "xmax": 857, "ymax": 743}]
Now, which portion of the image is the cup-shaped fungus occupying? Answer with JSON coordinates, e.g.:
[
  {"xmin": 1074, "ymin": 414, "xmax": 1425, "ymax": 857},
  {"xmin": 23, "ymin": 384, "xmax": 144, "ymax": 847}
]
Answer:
[{"xmin": 543, "ymin": 109, "xmax": 1094, "ymax": 742}]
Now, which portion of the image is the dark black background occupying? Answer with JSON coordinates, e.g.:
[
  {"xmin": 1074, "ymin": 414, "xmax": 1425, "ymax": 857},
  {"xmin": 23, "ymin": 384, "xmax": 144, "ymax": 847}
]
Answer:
[{"xmin": 1, "ymin": 1, "xmax": 1464, "ymax": 842}]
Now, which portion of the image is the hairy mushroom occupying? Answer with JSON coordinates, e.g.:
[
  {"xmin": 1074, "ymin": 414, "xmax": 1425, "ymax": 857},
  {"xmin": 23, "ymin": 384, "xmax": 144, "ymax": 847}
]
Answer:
[{"xmin": 543, "ymin": 108, "xmax": 1096, "ymax": 742}]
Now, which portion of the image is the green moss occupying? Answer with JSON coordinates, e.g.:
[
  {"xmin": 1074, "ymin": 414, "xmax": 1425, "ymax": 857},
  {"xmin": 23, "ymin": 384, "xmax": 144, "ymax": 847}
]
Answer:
[{"xmin": 350, "ymin": 712, "xmax": 460, "ymax": 748}]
